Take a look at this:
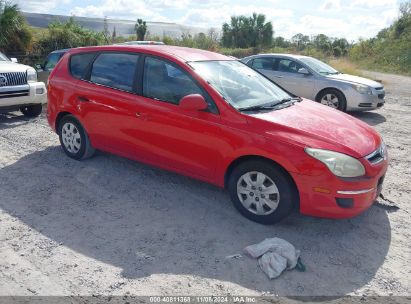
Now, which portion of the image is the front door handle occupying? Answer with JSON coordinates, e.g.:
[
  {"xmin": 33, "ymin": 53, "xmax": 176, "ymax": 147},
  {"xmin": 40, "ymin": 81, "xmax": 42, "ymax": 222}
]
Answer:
[
  {"xmin": 275, "ymin": 75, "xmax": 283, "ymax": 78},
  {"xmin": 135, "ymin": 112, "xmax": 149, "ymax": 120},
  {"xmin": 77, "ymin": 96, "xmax": 90, "ymax": 102}
]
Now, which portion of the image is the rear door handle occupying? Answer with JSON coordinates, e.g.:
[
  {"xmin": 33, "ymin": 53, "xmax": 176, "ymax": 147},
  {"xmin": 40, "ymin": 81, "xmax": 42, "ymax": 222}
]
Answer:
[
  {"xmin": 275, "ymin": 75, "xmax": 283, "ymax": 78},
  {"xmin": 77, "ymin": 96, "xmax": 90, "ymax": 102}
]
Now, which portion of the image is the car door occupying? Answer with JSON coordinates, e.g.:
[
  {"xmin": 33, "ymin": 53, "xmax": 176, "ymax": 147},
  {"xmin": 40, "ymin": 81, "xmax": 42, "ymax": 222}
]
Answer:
[
  {"xmin": 132, "ymin": 55, "xmax": 223, "ymax": 179},
  {"xmin": 273, "ymin": 58, "xmax": 316, "ymax": 98},
  {"xmin": 71, "ymin": 51, "xmax": 157, "ymax": 162}
]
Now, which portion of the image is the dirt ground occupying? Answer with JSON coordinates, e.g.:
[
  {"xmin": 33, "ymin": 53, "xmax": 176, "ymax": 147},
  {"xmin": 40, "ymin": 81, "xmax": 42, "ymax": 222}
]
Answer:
[{"xmin": 0, "ymin": 71, "xmax": 410, "ymax": 297}]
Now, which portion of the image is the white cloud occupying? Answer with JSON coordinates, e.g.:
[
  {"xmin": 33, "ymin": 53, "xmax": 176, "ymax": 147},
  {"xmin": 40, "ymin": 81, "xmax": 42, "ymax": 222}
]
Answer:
[
  {"xmin": 350, "ymin": 0, "xmax": 396, "ymax": 9},
  {"xmin": 15, "ymin": 0, "xmax": 70, "ymax": 13},
  {"xmin": 319, "ymin": 0, "xmax": 341, "ymax": 11},
  {"xmin": 70, "ymin": 0, "xmax": 170, "ymax": 21},
  {"xmin": 179, "ymin": 5, "xmax": 293, "ymax": 28}
]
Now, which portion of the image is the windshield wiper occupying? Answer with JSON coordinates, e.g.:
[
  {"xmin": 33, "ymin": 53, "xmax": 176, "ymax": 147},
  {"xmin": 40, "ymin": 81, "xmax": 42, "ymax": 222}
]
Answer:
[
  {"xmin": 273, "ymin": 97, "xmax": 302, "ymax": 106},
  {"xmin": 238, "ymin": 97, "xmax": 302, "ymax": 112},
  {"xmin": 237, "ymin": 104, "xmax": 277, "ymax": 112}
]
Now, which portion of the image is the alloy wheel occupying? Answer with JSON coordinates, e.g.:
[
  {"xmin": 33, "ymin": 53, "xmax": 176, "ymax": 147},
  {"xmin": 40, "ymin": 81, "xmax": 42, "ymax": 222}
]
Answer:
[
  {"xmin": 236, "ymin": 171, "xmax": 280, "ymax": 215},
  {"xmin": 61, "ymin": 122, "xmax": 81, "ymax": 153},
  {"xmin": 320, "ymin": 93, "xmax": 340, "ymax": 108}
]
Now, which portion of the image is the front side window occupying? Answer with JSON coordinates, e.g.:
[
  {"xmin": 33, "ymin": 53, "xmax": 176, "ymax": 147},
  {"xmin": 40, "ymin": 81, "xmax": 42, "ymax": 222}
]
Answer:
[
  {"xmin": 189, "ymin": 60, "xmax": 290, "ymax": 110},
  {"xmin": 90, "ymin": 53, "xmax": 139, "ymax": 92},
  {"xmin": 0, "ymin": 52, "xmax": 9, "ymax": 62},
  {"xmin": 143, "ymin": 57, "xmax": 203, "ymax": 105},
  {"xmin": 277, "ymin": 59, "xmax": 304, "ymax": 74}
]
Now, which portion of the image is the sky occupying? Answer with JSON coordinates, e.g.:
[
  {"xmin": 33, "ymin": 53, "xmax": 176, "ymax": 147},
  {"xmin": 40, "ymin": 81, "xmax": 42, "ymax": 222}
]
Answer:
[{"xmin": 16, "ymin": 0, "xmax": 407, "ymax": 41}]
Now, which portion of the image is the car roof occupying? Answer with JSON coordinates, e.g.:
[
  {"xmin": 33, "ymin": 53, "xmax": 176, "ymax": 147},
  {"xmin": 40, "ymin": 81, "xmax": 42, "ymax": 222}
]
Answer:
[
  {"xmin": 244, "ymin": 53, "xmax": 310, "ymax": 60},
  {"xmin": 67, "ymin": 45, "xmax": 233, "ymax": 62},
  {"xmin": 50, "ymin": 49, "xmax": 70, "ymax": 54}
]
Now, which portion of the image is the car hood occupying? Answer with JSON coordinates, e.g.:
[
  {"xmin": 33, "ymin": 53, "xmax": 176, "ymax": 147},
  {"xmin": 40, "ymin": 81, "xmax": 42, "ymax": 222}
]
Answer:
[
  {"xmin": 326, "ymin": 73, "xmax": 382, "ymax": 88},
  {"xmin": 246, "ymin": 99, "xmax": 381, "ymax": 158},
  {"xmin": 0, "ymin": 61, "xmax": 31, "ymax": 73}
]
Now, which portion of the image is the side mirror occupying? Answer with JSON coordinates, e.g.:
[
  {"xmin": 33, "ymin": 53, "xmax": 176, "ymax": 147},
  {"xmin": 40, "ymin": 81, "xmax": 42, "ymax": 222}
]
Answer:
[
  {"xmin": 10, "ymin": 58, "xmax": 18, "ymax": 63},
  {"xmin": 179, "ymin": 94, "xmax": 208, "ymax": 111},
  {"xmin": 298, "ymin": 67, "xmax": 310, "ymax": 75}
]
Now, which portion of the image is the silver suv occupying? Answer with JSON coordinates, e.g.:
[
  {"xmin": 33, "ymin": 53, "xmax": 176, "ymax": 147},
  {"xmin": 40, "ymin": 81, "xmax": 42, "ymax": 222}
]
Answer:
[
  {"xmin": 0, "ymin": 52, "xmax": 46, "ymax": 117},
  {"xmin": 241, "ymin": 54, "xmax": 385, "ymax": 112}
]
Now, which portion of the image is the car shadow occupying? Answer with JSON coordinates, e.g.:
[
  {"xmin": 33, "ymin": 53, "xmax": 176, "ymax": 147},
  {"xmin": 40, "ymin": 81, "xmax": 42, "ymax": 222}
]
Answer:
[
  {"xmin": 0, "ymin": 147, "xmax": 391, "ymax": 296},
  {"xmin": 350, "ymin": 111, "xmax": 386, "ymax": 126},
  {"xmin": 0, "ymin": 112, "xmax": 42, "ymax": 130}
]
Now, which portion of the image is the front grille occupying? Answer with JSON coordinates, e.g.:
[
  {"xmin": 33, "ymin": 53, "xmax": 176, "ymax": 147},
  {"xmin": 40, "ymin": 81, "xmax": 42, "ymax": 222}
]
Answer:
[
  {"xmin": 359, "ymin": 103, "xmax": 372, "ymax": 107},
  {"xmin": 0, "ymin": 72, "xmax": 28, "ymax": 87},
  {"xmin": 0, "ymin": 89, "xmax": 29, "ymax": 99},
  {"xmin": 366, "ymin": 145, "xmax": 386, "ymax": 164}
]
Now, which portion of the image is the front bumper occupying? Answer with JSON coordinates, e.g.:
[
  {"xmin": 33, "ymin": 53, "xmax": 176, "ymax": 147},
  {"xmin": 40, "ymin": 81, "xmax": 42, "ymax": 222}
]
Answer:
[
  {"xmin": 0, "ymin": 82, "xmax": 47, "ymax": 108},
  {"xmin": 291, "ymin": 155, "xmax": 388, "ymax": 219},
  {"xmin": 345, "ymin": 86, "xmax": 385, "ymax": 111}
]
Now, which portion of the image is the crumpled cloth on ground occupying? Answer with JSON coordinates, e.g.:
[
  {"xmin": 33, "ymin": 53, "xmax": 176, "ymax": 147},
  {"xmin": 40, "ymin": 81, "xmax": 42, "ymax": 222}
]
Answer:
[{"xmin": 244, "ymin": 237, "xmax": 301, "ymax": 279}]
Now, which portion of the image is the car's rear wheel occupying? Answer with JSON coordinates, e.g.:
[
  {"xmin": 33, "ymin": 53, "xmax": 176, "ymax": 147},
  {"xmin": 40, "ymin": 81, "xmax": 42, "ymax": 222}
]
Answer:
[
  {"xmin": 228, "ymin": 160, "xmax": 297, "ymax": 225},
  {"xmin": 316, "ymin": 89, "xmax": 347, "ymax": 111},
  {"xmin": 20, "ymin": 104, "xmax": 42, "ymax": 117},
  {"xmin": 58, "ymin": 115, "xmax": 95, "ymax": 160}
]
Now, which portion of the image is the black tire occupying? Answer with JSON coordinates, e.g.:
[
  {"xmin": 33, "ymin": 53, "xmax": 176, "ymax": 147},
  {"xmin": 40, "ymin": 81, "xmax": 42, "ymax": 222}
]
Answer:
[
  {"xmin": 20, "ymin": 104, "xmax": 42, "ymax": 117},
  {"xmin": 316, "ymin": 88, "xmax": 347, "ymax": 112},
  {"xmin": 58, "ymin": 115, "xmax": 95, "ymax": 160},
  {"xmin": 228, "ymin": 160, "xmax": 297, "ymax": 225}
]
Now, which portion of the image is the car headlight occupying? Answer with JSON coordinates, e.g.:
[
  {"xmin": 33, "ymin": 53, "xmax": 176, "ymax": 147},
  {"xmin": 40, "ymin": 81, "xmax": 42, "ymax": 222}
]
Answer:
[
  {"xmin": 305, "ymin": 148, "xmax": 365, "ymax": 178},
  {"xmin": 352, "ymin": 84, "xmax": 371, "ymax": 95},
  {"xmin": 27, "ymin": 68, "xmax": 37, "ymax": 82}
]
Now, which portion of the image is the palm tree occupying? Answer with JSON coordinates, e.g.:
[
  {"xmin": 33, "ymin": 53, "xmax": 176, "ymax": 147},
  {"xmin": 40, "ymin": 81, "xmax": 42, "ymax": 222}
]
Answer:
[
  {"xmin": 0, "ymin": 1, "xmax": 31, "ymax": 52},
  {"xmin": 134, "ymin": 19, "xmax": 147, "ymax": 41}
]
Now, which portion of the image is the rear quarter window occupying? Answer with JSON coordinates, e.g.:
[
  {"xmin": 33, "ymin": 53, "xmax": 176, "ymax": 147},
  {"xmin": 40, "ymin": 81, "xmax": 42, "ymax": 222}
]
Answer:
[{"xmin": 69, "ymin": 53, "xmax": 96, "ymax": 79}]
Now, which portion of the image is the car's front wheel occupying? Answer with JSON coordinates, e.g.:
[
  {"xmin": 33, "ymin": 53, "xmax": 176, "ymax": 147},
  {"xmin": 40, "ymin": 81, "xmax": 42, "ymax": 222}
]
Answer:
[
  {"xmin": 58, "ymin": 115, "xmax": 95, "ymax": 160},
  {"xmin": 20, "ymin": 104, "xmax": 42, "ymax": 117},
  {"xmin": 228, "ymin": 160, "xmax": 297, "ymax": 225},
  {"xmin": 316, "ymin": 89, "xmax": 347, "ymax": 111}
]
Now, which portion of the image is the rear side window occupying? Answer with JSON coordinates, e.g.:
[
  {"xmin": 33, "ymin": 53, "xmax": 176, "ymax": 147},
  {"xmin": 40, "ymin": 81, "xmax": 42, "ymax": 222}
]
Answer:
[
  {"xmin": 90, "ymin": 53, "xmax": 139, "ymax": 92},
  {"xmin": 70, "ymin": 53, "xmax": 95, "ymax": 79},
  {"xmin": 252, "ymin": 58, "xmax": 276, "ymax": 70}
]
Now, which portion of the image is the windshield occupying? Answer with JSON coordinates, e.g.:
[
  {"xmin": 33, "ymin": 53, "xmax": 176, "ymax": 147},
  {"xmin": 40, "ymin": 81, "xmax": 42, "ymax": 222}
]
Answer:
[
  {"xmin": 299, "ymin": 57, "xmax": 339, "ymax": 75},
  {"xmin": 0, "ymin": 52, "xmax": 10, "ymax": 62},
  {"xmin": 189, "ymin": 60, "xmax": 290, "ymax": 109}
]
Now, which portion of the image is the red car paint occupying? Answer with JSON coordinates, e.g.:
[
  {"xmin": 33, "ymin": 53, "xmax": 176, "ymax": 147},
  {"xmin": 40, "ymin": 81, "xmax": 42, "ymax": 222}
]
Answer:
[{"xmin": 47, "ymin": 45, "xmax": 388, "ymax": 219}]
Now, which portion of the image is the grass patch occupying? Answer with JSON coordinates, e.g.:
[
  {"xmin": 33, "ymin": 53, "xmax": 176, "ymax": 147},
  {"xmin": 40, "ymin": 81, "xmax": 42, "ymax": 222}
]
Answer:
[{"xmin": 327, "ymin": 58, "xmax": 363, "ymax": 76}]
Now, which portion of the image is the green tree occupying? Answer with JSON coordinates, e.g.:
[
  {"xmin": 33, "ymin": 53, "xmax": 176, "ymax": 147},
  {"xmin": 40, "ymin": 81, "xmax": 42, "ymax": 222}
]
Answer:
[
  {"xmin": 273, "ymin": 36, "xmax": 290, "ymax": 48},
  {"xmin": 0, "ymin": 1, "xmax": 32, "ymax": 53},
  {"xmin": 221, "ymin": 13, "xmax": 273, "ymax": 48},
  {"xmin": 291, "ymin": 33, "xmax": 310, "ymax": 50},
  {"xmin": 134, "ymin": 19, "xmax": 147, "ymax": 41},
  {"xmin": 36, "ymin": 17, "xmax": 105, "ymax": 55}
]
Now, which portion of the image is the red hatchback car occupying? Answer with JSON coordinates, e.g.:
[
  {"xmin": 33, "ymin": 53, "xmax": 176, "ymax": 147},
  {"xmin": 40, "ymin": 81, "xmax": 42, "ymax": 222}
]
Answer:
[{"xmin": 47, "ymin": 45, "xmax": 388, "ymax": 224}]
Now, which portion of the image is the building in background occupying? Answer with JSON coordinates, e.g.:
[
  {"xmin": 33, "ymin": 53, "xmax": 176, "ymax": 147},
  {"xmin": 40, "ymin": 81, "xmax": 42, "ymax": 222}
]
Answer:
[{"xmin": 23, "ymin": 12, "xmax": 210, "ymax": 39}]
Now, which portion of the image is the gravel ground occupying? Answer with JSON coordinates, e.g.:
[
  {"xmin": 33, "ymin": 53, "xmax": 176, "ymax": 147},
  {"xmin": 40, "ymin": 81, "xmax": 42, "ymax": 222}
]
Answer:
[{"xmin": 0, "ymin": 71, "xmax": 410, "ymax": 297}]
